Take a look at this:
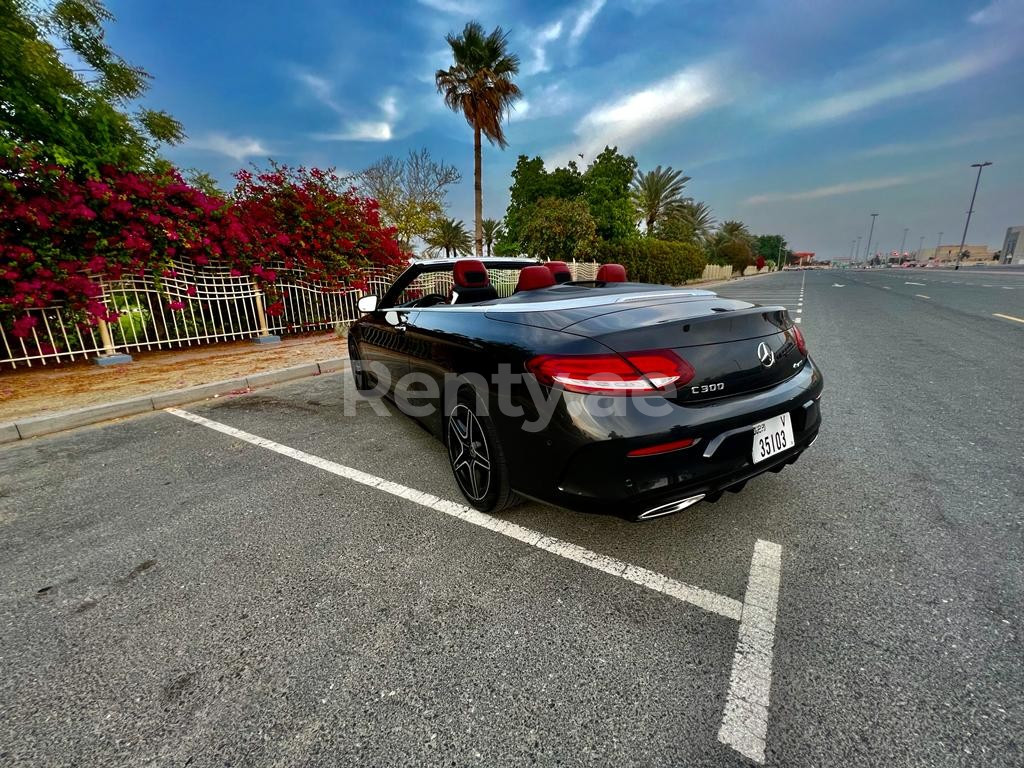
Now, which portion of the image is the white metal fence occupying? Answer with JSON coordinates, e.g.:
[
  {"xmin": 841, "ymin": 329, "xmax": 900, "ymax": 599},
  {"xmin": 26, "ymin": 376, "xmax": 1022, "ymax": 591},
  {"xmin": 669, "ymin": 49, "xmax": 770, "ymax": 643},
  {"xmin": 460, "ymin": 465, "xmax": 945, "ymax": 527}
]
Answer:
[{"xmin": 0, "ymin": 259, "xmax": 750, "ymax": 369}]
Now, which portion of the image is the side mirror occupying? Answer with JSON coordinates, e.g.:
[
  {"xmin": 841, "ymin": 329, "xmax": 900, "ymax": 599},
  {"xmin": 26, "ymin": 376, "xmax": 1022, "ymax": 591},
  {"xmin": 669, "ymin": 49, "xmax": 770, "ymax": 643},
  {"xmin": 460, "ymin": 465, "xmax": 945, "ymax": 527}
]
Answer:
[{"xmin": 357, "ymin": 295, "xmax": 379, "ymax": 313}]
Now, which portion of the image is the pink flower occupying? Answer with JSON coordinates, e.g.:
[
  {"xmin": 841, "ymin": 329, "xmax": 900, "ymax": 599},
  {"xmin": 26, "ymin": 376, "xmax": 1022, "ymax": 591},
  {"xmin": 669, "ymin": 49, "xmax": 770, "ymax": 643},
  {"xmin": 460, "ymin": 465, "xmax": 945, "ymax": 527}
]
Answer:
[{"xmin": 167, "ymin": 300, "xmax": 185, "ymax": 311}]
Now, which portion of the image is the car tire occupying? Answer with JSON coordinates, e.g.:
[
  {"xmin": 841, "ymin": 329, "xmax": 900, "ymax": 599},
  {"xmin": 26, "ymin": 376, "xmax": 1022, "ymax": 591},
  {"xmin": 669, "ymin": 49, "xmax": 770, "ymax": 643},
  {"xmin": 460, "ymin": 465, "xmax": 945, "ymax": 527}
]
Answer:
[
  {"xmin": 347, "ymin": 336, "xmax": 374, "ymax": 394},
  {"xmin": 446, "ymin": 391, "xmax": 520, "ymax": 514}
]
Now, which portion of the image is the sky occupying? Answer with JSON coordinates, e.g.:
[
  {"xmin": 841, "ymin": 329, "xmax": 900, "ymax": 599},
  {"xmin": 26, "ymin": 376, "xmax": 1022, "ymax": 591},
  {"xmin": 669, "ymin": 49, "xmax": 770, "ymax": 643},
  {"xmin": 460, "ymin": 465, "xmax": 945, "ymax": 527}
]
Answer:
[{"xmin": 106, "ymin": 0, "xmax": 1024, "ymax": 259}]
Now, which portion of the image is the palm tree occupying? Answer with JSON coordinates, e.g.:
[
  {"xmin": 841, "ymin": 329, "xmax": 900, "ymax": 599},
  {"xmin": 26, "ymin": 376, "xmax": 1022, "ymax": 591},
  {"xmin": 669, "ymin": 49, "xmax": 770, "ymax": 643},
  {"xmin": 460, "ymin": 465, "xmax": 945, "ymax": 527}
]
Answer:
[
  {"xmin": 435, "ymin": 22, "xmax": 521, "ymax": 258},
  {"xmin": 678, "ymin": 200, "xmax": 716, "ymax": 242},
  {"xmin": 632, "ymin": 165, "xmax": 691, "ymax": 233},
  {"xmin": 720, "ymin": 219, "xmax": 755, "ymax": 246},
  {"xmin": 481, "ymin": 218, "xmax": 501, "ymax": 256},
  {"xmin": 424, "ymin": 218, "xmax": 473, "ymax": 258}
]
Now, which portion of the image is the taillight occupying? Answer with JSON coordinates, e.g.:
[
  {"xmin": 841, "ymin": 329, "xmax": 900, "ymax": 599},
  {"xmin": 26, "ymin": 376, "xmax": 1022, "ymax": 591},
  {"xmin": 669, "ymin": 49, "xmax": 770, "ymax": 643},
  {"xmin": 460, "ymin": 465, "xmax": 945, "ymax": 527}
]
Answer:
[
  {"xmin": 792, "ymin": 325, "xmax": 807, "ymax": 356},
  {"xmin": 526, "ymin": 350, "xmax": 694, "ymax": 395}
]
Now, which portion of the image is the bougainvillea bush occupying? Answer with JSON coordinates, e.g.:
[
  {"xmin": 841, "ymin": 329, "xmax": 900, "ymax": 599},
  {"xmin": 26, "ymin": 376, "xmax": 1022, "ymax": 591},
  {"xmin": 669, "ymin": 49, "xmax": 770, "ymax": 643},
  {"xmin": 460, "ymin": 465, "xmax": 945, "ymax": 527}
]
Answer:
[{"xmin": 0, "ymin": 148, "xmax": 404, "ymax": 338}]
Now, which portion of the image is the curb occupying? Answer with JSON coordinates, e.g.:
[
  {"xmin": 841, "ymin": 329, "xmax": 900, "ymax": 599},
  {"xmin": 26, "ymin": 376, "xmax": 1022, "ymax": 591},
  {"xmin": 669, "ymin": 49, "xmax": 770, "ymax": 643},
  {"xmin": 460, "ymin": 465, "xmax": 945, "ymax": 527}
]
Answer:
[{"xmin": 1, "ymin": 357, "xmax": 349, "ymax": 445}]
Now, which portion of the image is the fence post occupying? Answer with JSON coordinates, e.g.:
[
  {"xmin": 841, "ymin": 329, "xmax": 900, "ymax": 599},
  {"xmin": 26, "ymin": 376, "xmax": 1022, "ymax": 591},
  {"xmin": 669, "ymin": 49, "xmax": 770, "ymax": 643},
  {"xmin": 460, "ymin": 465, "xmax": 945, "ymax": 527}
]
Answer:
[
  {"xmin": 93, "ymin": 299, "xmax": 133, "ymax": 366},
  {"xmin": 252, "ymin": 283, "xmax": 281, "ymax": 345}
]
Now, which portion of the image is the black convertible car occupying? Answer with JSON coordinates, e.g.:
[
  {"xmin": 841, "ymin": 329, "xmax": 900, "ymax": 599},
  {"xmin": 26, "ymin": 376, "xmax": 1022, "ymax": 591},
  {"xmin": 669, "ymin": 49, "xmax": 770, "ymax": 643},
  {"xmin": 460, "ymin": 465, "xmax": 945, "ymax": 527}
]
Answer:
[{"xmin": 349, "ymin": 257, "xmax": 823, "ymax": 521}]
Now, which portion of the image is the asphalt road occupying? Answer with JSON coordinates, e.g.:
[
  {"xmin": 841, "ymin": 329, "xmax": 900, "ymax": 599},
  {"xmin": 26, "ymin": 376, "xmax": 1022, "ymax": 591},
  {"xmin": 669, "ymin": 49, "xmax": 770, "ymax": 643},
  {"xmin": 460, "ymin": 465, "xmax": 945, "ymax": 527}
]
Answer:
[{"xmin": 1, "ymin": 269, "xmax": 1021, "ymax": 767}]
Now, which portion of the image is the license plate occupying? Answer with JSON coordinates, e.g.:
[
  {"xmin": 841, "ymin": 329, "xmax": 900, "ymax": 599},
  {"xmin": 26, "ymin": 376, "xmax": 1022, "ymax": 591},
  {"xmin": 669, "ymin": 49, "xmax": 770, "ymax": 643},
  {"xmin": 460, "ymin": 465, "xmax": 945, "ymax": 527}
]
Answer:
[{"xmin": 752, "ymin": 413, "xmax": 794, "ymax": 464}]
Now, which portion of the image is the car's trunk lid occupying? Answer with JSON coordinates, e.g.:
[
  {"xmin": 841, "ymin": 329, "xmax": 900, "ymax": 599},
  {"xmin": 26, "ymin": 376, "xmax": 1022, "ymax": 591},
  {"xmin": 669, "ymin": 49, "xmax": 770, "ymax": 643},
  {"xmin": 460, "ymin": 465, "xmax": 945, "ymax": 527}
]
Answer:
[{"xmin": 561, "ymin": 302, "xmax": 804, "ymax": 401}]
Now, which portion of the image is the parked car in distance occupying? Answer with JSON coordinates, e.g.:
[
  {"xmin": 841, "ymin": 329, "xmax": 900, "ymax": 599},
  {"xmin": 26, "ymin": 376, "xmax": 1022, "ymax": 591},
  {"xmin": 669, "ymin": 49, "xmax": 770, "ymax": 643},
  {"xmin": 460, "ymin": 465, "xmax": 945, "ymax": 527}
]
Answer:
[{"xmin": 348, "ymin": 258, "xmax": 823, "ymax": 521}]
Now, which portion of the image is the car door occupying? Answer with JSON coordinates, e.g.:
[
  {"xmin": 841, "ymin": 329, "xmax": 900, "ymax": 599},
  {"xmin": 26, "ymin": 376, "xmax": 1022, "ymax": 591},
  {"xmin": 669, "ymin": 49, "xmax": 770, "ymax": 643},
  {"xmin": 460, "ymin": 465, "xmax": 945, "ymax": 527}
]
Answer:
[{"xmin": 356, "ymin": 307, "xmax": 412, "ymax": 395}]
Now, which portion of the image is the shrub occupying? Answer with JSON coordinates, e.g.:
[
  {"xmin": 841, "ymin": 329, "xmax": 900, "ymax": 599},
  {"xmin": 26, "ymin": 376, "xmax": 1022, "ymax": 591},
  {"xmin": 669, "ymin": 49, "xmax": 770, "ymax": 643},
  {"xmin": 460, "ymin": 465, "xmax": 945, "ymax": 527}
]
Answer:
[
  {"xmin": 0, "ymin": 149, "xmax": 403, "ymax": 336},
  {"xmin": 593, "ymin": 238, "xmax": 705, "ymax": 285}
]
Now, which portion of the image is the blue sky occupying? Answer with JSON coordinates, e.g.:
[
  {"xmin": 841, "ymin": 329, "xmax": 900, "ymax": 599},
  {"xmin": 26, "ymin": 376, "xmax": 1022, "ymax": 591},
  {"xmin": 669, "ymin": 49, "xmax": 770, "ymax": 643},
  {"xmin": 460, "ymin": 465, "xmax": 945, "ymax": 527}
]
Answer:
[{"xmin": 108, "ymin": 0, "xmax": 1024, "ymax": 258}]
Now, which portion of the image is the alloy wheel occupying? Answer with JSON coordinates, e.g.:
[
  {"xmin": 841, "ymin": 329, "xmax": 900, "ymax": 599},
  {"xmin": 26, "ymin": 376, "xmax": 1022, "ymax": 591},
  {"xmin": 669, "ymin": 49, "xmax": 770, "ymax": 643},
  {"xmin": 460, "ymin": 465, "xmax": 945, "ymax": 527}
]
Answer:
[{"xmin": 447, "ymin": 403, "xmax": 492, "ymax": 502}]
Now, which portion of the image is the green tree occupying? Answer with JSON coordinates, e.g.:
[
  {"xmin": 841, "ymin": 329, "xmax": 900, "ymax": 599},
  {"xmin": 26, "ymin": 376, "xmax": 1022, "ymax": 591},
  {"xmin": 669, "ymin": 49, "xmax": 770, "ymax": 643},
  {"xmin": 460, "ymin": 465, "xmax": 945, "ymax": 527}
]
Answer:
[
  {"xmin": 632, "ymin": 165, "xmax": 690, "ymax": 234},
  {"xmin": 755, "ymin": 234, "xmax": 788, "ymax": 269},
  {"xmin": 359, "ymin": 148, "xmax": 461, "ymax": 253},
  {"xmin": 481, "ymin": 218, "xmax": 502, "ymax": 257},
  {"xmin": 185, "ymin": 169, "xmax": 225, "ymax": 199},
  {"xmin": 502, "ymin": 154, "xmax": 583, "ymax": 249},
  {"xmin": 719, "ymin": 239, "xmax": 754, "ymax": 274},
  {"xmin": 518, "ymin": 197, "xmax": 598, "ymax": 262},
  {"xmin": 424, "ymin": 217, "xmax": 473, "ymax": 258},
  {"xmin": 719, "ymin": 219, "xmax": 754, "ymax": 246},
  {"xmin": 582, "ymin": 146, "xmax": 638, "ymax": 242},
  {"xmin": 676, "ymin": 200, "xmax": 716, "ymax": 242},
  {"xmin": 0, "ymin": 0, "xmax": 183, "ymax": 172},
  {"xmin": 435, "ymin": 21, "xmax": 521, "ymax": 258}
]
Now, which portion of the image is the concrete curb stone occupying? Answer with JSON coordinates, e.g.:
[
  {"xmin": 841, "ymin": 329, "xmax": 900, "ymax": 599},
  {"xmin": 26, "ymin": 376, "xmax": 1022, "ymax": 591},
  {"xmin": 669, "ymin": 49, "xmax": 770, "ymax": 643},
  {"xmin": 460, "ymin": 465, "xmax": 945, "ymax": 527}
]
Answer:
[{"xmin": 4, "ymin": 355, "xmax": 349, "ymax": 444}]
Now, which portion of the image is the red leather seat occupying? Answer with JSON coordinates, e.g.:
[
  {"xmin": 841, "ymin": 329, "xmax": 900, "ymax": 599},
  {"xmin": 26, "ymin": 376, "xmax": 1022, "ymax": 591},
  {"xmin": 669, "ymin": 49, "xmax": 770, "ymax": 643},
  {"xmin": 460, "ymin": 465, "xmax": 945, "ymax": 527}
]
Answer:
[
  {"xmin": 454, "ymin": 259, "xmax": 490, "ymax": 288},
  {"xmin": 545, "ymin": 261, "xmax": 572, "ymax": 284},
  {"xmin": 515, "ymin": 265, "xmax": 556, "ymax": 292},
  {"xmin": 451, "ymin": 259, "xmax": 497, "ymax": 303},
  {"xmin": 597, "ymin": 263, "xmax": 627, "ymax": 282}
]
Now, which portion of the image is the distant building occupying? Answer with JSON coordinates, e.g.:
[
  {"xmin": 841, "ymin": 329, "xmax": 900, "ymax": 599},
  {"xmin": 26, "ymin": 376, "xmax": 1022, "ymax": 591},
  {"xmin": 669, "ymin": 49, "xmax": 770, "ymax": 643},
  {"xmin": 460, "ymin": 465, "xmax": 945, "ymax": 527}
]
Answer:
[
  {"xmin": 917, "ymin": 244, "xmax": 994, "ymax": 263},
  {"xmin": 790, "ymin": 252, "xmax": 815, "ymax": 265},
  {"xmin": 1002, "ymin": 226, "xmax": 1023, "ymax": 264}
]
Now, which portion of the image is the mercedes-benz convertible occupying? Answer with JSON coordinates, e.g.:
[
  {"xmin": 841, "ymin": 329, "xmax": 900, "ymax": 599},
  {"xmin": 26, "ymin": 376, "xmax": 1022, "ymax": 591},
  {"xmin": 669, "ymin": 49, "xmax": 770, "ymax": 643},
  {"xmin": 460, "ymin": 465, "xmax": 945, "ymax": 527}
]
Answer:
[{"xmin": 348, "ymin": 257, "xmax": 823, "ymax": 521}]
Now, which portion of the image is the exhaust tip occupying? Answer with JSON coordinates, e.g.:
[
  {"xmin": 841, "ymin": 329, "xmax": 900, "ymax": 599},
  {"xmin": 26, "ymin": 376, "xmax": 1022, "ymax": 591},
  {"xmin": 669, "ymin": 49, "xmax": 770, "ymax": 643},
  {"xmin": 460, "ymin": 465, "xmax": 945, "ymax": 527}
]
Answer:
[{"xmin": 637, "ymin": 494, "xmax": 706, "ymax": 521}]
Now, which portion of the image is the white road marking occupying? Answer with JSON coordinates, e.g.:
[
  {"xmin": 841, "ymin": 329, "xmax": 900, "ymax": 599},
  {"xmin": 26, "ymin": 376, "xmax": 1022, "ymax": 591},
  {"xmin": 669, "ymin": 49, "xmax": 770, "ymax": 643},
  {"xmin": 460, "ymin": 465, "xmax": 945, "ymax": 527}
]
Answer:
[
  {"xmin": 167, "ymin": 407, "xmax": 787, "ymax": 763},
  {"xmin": 883, "ymin": 286, "xmax": 891, "ymax": 290},
  {"xmin": 831, "ymin": 284, "xmax": 845, "ymax": 288},
  {"xmin": 1002, "ymin": 286, "xmax": 1014, "ymax": 290},
  {"xmin": 718, "ymin": 540, "xmax": 782, "ymax": 764},
  {"xmin": 993, "ymin": 313, "xmax": 1024, "ymax": 324},
  {"xmin": 905, "ymin": 281, "xmax": 926, "ymax": 286},
  {"xmin": 796, "ymin": 309, "xmax": 802, "ymax": 314},
  {"xmin": 166, "ymin": 407, "xmax": 743, "ymax": 620},
  {"xmin": 794, "ymin": 317, "xmax": 802, "ymax": 323},
  {"xmin": 915, "ymin": 294, "xmax": 930, "ymax": 299}
]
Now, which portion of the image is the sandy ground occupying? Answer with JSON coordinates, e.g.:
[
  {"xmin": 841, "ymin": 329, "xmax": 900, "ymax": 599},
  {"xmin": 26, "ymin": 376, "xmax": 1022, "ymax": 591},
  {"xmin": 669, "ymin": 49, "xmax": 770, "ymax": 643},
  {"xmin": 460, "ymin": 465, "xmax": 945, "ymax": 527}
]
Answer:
[{"xmin": 0, "ymin": 332, "xmax": 346, "ymax": 422}]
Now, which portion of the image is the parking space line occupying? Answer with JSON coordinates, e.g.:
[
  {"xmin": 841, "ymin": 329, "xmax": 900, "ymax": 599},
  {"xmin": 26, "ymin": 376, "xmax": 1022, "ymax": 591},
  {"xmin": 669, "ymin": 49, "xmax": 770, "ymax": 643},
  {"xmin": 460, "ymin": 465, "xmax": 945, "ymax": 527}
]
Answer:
[
  {"xmin": 993, "ymin": 313, "xmax": 1024, "ymax": 324},
  {"xmin": 718, "ymin": 540, "xmax": 782, "ymax": 763},
  {"xmin": 167, "ymin": 407, "xmax": 790, "ymax": 763},
  {"xmin": 166, "ymin": 407, "xmax": 743, "ymax": 620},
  {"xmin": 915, "ymin": 294, "xmax": 930, "ymax": 299}
]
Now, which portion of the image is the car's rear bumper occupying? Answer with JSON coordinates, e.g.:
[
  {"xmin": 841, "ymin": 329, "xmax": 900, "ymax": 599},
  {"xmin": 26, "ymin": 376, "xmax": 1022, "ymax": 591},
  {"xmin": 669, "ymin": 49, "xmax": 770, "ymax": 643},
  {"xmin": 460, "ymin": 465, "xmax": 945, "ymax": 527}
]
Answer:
[{"xmin": 505, "ymin": 358, "xmax": 824, "ymax": 520}]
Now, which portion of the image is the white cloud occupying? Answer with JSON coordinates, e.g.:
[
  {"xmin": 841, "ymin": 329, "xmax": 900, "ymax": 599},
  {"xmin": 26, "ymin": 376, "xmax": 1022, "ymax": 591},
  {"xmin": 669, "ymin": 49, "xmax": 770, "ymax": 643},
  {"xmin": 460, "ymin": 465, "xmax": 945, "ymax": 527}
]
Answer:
[
  {"xmin": 292, "ymin": 69, "xmax": 346, "ymax": 115},
  {"xmin": 508, "ymin": 82, "xmax": 574, "ymax": 123},
  {"xmin": 744, "ymin": 174, "xmax": 922, "ymax": 205},
  {"xmin": 969, "ymin": 0, "xmax": 1024, "ymax": 25},
  {"xmin": 570, "ymin": 0, "xmax": 607, "ymax": 44},
  {"xmin": 313, "ymin": 93, "xmax": 401, "ymax": 142},
  {"xmin": 190, "ymin": 134, "xmax": 270, "ymax": 162},
  {"xmin": 569, "ymin": 64, "xmax": 723, "ymax": 157},
  {"xmin": 416, "ymin": 0, "xmax": 482, "ymax": 13},
  {"xmin": 790, "ymin": 48, "xmax": 1011, "ymax": 126},
  {"xmin": 527, "ymin": 20, "xmax": 563, "ymax": 75}
]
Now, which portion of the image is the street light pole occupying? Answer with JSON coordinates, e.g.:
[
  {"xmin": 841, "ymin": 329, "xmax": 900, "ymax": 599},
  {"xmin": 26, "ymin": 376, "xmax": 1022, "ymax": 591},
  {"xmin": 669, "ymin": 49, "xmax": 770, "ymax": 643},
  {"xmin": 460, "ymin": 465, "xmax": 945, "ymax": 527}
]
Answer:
[
  {"xmin": 849, "ymin": 239, "xmax": 856, "ymax": 262},
  {"xmin": 954, "ymin": 161, "xmax": 993, "ymax": 270},
  {"xmin": 856, "ymin": 236, "xmax": 862, "ymax": 264},
  {"xmin": 899, "ymin": 227, "xmax": 909, "ymax": 260},
  {"xmin": 934, "ymin": 231, "xmax": 943, "ymax": 263},
  {"xmin": 916, "ymin": 235, "xmax": 925, "ymax": 260},
  {"xmin": 864, "ymin": 213, "xmax": 879, "ymax": 265}
]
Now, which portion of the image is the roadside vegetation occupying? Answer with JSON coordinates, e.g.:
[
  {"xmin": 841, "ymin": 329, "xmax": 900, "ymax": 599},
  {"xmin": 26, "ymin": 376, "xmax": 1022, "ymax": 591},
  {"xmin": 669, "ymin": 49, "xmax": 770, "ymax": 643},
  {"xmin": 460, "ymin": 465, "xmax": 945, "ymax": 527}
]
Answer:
[{"xmin": 1, "ymin": 0, "xmax": 791, "ymax": 344}]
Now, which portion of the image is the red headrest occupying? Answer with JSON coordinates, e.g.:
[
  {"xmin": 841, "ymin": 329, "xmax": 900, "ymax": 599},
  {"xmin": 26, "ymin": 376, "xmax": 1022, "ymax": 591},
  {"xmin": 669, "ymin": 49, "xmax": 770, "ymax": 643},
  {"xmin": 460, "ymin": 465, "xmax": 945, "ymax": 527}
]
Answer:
[
  {"xmin": 597, "ymin": 263, "xmax": 627, "ymax": 282},
  {"xmin": 546, "ymin": 261, "xmax": 572, "ymax": 283},
  {"xmin": 453, "ymin": 259, "xmax": 490, "ymax": 288},
  {"xmin": 516, "ymin": 265, "xmax": 556, "ymax": 292}
]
